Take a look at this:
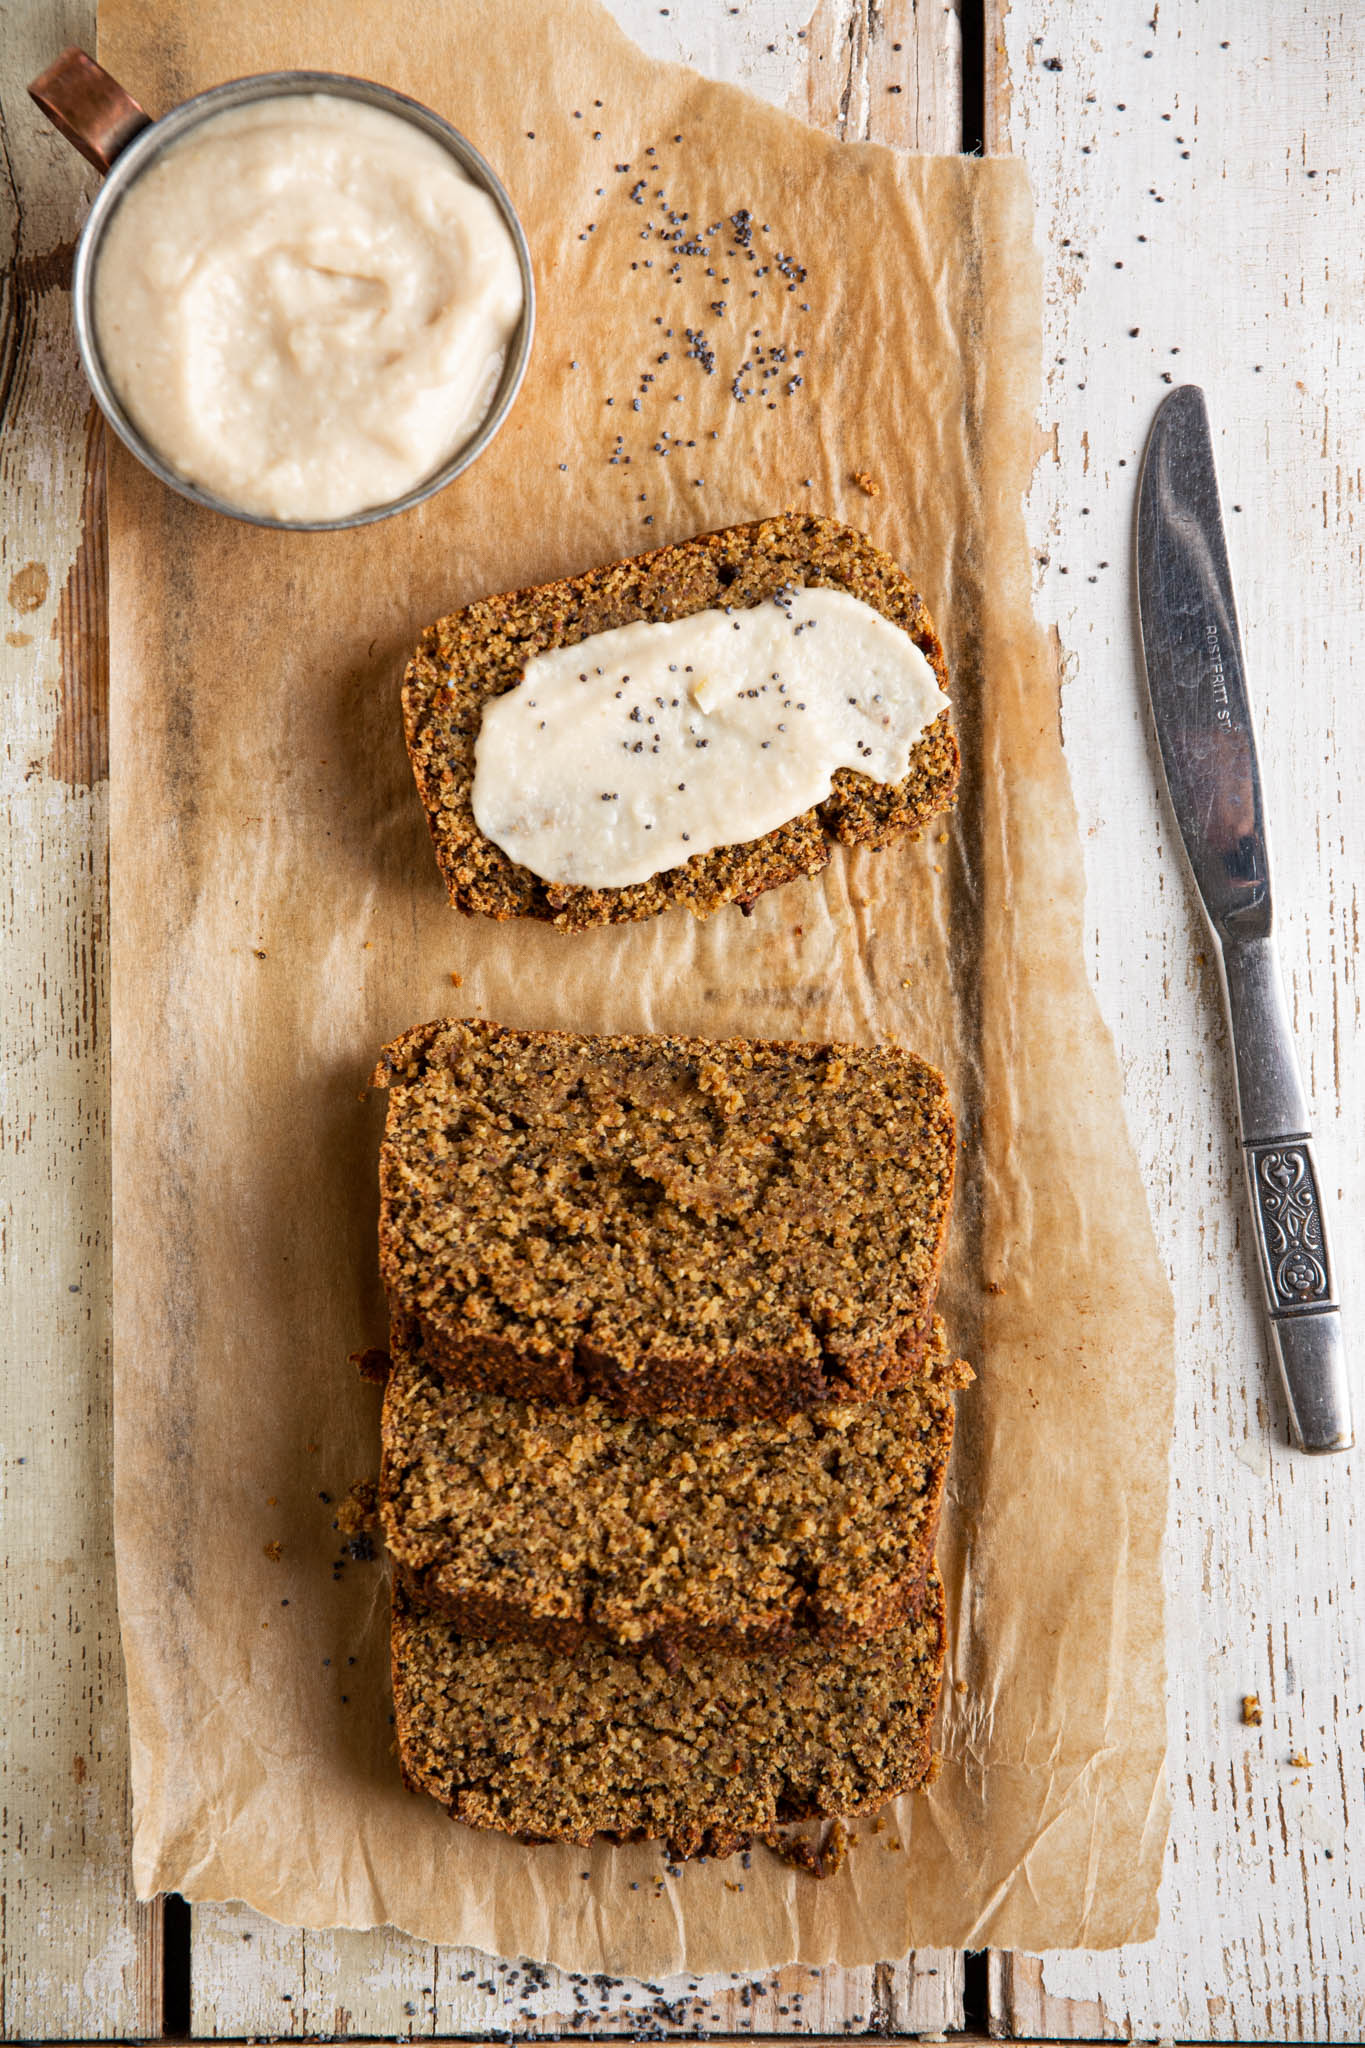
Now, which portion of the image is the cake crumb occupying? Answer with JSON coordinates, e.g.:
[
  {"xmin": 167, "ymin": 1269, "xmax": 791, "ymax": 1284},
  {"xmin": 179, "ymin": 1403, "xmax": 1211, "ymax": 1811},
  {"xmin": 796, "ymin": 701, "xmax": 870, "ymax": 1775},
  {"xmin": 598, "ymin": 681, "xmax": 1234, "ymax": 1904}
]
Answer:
[
  {"xmin": 1289, "ymin": 1749, "xmax": 1311, "ymax": 1768},
  {"xmin": 696, "ymin": 1057, "xmax": 746, "ymax": 1115},
  {"xmin": 376, "ymin": 1019, "xmax": 955, "ymax": 1416},
  {"xmin": 851, "ymin": 469, "xmax": 880, "ymax": 497},
  {"xmin": 263, "ymin": 1540, "xmax": 283, "ymax": 1563},
  {"xmin": 1241, "ymin": 1693, "xmax": 1263, "ymax": 1727},
  {"xmin": 383, "ymin": 1325, "xmax": 960, "ymax": 1659},
  {"xmin": 450, "ymin": 971, "xmax": 463, "ymax": 987},
  {"xmin": 760, "ymin": 1816, "xmax": 850, "ymax": 1880},
  {"xmin": 336, "ymin": 1479, "xmax": 379, "ymax": 1536}
]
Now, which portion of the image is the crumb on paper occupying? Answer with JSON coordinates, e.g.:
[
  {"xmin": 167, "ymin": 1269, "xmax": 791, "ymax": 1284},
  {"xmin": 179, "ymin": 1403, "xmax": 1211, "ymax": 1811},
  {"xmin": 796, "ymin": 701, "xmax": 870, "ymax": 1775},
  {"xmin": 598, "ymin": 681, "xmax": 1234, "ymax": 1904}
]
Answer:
[
  {"xmin": 955, "ymin": 1678, "xmax": 968, "ymax": 1695},
  {"xmin": 1289, "ymin": 1749, "xmax": 1311, "ymax": 1768},
  {"xmin": 253, "ymin": 948, "xmax": 267, "ymax": 959},
  {"xmin": 1241, "ymin": 1693, "xmax": 1263, "ymax": 1727},
  {"xmin": 450, "ymin": 971, "xmax": 463, "ymax": 986},
  {"xmin": 263, "ymin": 1540, "xmax": 283, "ymax": 1563},
  {"xmin": 758, "ymin": 1816, "xmax": 850, "ymax": 1880},
  {"xmin": 336, "ymin": 1478, "xmax": 379, "ymax": 1536},
  {"xmin": 986, "ymin": 1279, "xmax": 1006, "ymax": 1295},
  {"xmin": 851, "ymin": 468, "xmax": 880, "ymax": 497}
]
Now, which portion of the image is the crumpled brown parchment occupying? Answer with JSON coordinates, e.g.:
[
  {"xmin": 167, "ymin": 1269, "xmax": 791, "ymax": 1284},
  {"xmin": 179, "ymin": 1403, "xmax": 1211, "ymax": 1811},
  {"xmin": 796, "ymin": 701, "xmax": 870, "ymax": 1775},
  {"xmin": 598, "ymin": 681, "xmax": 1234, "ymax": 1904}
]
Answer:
[{"xmin": 105, "ymin": 0, "xmax": 1173, "ymax": 1970}]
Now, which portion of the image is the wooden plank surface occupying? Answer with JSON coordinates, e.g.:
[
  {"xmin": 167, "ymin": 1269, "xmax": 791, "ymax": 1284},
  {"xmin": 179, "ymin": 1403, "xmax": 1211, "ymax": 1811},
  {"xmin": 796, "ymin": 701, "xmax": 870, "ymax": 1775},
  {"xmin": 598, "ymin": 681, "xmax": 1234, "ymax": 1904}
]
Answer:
[
  {"xmin": 0, "ymin": 0, "xmax": 164, "ymax": 2037},
  {"xmin": 0, "ymin": 0, "xmax": 962, "ymax": 2037},
  {"xmin": 986, "ymin": 2, "xmax": 1365, "ymax": 2039},
  {"xmin": 189, "ymin": 1917, "xmax": 961, "ymax": 2041},
  {"xmin": 8, "ymin": 0, "xmax": 1365, "ymax": 2037}
]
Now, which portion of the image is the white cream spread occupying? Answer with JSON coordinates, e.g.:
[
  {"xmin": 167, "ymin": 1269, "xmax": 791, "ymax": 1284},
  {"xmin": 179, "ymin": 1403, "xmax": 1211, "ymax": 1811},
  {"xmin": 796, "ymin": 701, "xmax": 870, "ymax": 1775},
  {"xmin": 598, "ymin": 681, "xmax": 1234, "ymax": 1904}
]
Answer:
[
  {"xmin": 471, "ymin": 586, "xmax": 949, "ymax": 888},
  {"xmin": 93, "ymin": 95, "xmax": 524, "ymax": 522}
]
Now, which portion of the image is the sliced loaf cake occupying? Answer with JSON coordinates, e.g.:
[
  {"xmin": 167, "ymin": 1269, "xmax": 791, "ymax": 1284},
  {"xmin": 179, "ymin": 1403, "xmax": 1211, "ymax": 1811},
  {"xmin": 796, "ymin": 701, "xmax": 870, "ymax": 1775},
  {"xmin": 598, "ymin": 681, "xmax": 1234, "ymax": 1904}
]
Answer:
[
  {"xmin": 391, "ymin": 1573, "xmax": 946, "ymax": 1856},
  {"xmin": 375, "ymin": 1018, "xmax": 956, "ymax": 1418},
  {"xmin": 381, "ymin": 1313, "xmax": 969, "ymax": 1656},
  {"xmin": 401, "ymin": 513, "xmax": 959, "ymax": 930}
]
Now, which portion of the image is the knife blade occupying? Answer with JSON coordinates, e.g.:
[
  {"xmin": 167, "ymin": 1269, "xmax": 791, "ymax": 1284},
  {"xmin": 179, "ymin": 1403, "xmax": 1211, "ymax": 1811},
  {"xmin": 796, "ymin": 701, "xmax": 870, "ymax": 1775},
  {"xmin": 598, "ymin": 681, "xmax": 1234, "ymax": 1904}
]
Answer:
[{"xmin": 1137, "ymin": 384, "xmax": 1352, "ymax": 1453}]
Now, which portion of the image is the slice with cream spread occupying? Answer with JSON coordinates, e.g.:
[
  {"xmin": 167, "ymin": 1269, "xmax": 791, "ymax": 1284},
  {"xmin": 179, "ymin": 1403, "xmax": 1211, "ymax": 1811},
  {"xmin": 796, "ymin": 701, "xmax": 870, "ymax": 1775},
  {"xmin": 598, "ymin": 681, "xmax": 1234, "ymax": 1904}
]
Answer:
[{"xmin": 470, "ymin": 586, "xmax": 950, "ymax": 889}]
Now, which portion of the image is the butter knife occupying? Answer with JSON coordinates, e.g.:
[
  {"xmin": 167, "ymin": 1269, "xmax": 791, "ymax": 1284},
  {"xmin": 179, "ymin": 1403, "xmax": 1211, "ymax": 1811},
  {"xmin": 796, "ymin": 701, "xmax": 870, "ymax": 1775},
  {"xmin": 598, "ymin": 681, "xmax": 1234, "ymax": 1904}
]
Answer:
[{"xmin": 1136, "ymin": 384, "xmax": 1352, "ymax": 1453}]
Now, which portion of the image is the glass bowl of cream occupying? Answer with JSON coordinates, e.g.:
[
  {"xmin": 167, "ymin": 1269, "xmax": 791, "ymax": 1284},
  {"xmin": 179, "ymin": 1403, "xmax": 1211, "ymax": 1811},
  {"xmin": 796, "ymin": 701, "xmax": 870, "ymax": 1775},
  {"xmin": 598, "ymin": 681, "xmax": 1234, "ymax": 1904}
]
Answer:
[{"xmin": 30, "ymin": 51, "xmax": 534, "ymax": 529}]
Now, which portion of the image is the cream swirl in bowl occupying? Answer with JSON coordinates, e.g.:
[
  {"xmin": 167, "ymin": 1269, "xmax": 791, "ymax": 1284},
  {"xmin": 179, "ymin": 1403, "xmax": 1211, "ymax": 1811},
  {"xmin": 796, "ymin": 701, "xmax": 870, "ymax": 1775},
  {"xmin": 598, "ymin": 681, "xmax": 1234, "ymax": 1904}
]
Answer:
[{"xmin": 92, "ymin": 92, "xmax": 526, "ymax": 523}]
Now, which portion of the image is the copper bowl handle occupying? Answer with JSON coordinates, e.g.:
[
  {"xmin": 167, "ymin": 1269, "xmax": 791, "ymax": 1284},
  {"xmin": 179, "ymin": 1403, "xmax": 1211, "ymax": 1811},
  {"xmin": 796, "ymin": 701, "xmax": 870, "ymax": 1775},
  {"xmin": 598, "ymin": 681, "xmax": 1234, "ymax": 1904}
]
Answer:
[{"xmin": 29, "ymin": 47, "xmax": 151, "ymax": 173}]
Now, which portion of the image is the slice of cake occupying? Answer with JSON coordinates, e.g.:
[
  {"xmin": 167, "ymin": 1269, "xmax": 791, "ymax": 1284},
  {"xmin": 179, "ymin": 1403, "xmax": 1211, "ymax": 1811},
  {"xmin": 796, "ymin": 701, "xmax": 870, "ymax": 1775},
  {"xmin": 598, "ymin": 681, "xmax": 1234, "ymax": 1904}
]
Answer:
[
  {"xmin": 381, "ymin": 1314, "xmax": 969, "ymax": 1657},
  {"xmin": 401, "ymin": 513, "xmax": 960, "ymax": 930},
  {"xmin": 374, "ymin": 1018, "xmax": 956, "ymax": 1418},
  {"xmin": 391, "ymin": 1574, "xmax": 947, "ymax": 1855}
]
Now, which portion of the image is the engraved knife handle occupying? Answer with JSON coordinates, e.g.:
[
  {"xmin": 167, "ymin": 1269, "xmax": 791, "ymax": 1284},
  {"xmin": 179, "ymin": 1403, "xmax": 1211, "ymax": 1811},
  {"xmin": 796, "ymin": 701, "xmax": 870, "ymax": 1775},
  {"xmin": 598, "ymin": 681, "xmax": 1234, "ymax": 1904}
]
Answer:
[{"xmin": 1221, "ymin": 938, "xmax": 1353, "ymax": 1452}]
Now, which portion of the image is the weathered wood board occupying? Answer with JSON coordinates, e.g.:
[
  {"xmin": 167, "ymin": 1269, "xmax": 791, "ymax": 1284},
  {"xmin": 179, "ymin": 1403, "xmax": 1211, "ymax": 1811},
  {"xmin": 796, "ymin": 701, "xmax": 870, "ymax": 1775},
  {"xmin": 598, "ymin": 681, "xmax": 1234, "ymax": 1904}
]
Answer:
[
  {"xmin": 985, "ymin": 1, "xmax": 1365, "ymax": 2037},
  {"xmin": 4, "ymin": 0, "xmax": 1363, "ymax": 2036}
]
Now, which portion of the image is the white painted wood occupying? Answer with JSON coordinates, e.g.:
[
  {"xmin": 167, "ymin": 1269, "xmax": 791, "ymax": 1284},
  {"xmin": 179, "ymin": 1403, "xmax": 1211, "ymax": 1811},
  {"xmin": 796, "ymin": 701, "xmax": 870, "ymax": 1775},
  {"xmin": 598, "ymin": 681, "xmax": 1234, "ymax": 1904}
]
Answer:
[
  {"xmin": 988, "ymin": 2, "xmax": 1365, "ymax": 2038},
  {"xmin": 29, "ymin": 0, "xmax": 1365, "ymax": 2036},
  {"xmin": 190, "ymin": 1905, "xmax": 961, "ymax": 2039},
  {"xmin": 0, "ymin": 0, "xmax": 165, "ymax": 2037}
]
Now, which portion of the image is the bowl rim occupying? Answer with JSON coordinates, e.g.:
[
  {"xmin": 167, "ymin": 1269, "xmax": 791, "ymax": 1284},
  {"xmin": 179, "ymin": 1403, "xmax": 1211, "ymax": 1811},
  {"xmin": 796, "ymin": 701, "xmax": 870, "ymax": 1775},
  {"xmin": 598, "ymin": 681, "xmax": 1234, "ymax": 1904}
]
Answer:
[{"xmin": 72, "ymin": 68, "xmax": 536, "ymax": 532}]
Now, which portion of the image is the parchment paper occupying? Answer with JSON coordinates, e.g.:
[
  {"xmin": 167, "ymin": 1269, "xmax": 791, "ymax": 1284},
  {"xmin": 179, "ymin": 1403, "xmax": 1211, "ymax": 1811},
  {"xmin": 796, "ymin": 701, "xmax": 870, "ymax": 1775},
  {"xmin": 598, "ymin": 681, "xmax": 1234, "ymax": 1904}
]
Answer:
[{"xmin": 106, "ymin": 0, "xmax": 1174, "ymax": 1967}]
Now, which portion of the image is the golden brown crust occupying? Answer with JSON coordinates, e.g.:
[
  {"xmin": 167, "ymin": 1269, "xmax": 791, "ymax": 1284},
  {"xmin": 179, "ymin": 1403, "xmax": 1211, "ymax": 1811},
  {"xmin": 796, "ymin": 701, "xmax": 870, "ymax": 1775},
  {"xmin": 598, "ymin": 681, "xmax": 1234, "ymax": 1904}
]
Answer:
[
  {"xmin": 374, "ymin": 1017, "xmax": 957, "ymax": 1421},
  {"xmin": 401, "ymin": 512, "xmax": 959, "ymax": 930}
]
